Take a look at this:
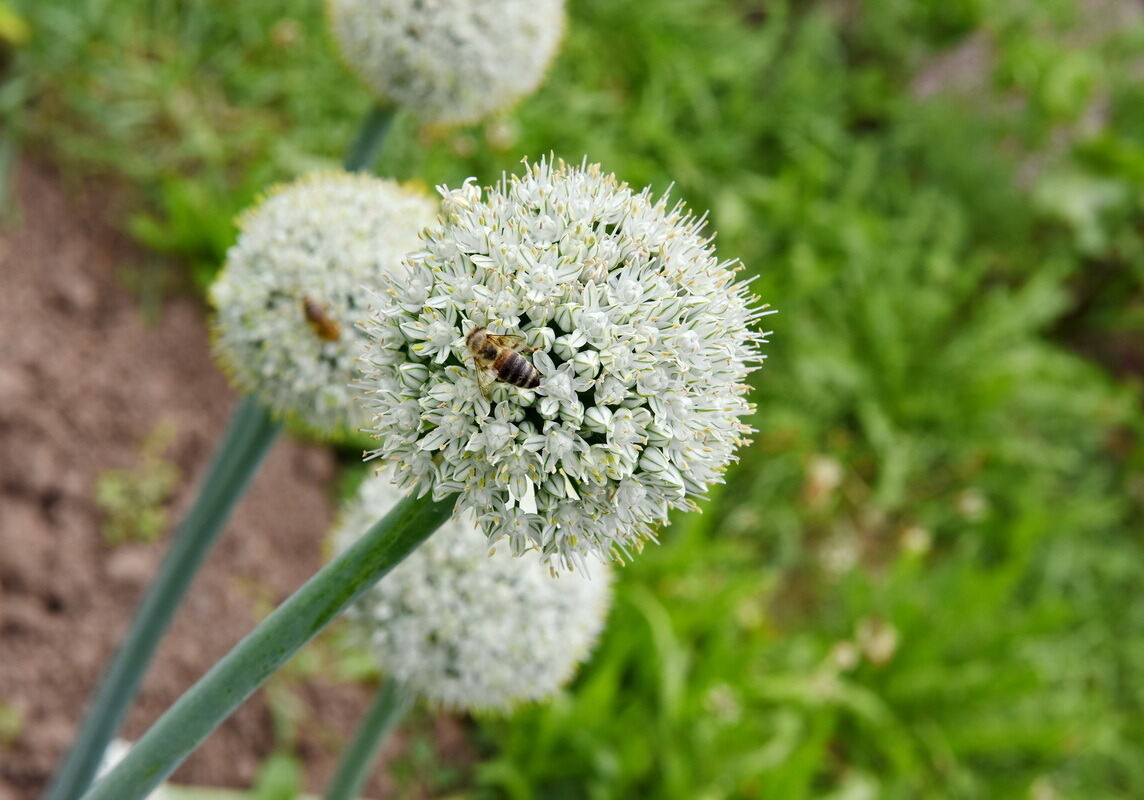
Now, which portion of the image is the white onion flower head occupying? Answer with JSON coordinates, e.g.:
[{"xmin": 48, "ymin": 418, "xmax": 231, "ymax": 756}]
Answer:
[
  {"xmin": 210, "ymin": 172, "xmax": 436, "ymax": 438},
  {"xmin": 334, "ymin": 472, "xmax": 611, "ymax": 711},
  {"xmin": 328, "ymin": 0, "xmax": 565, "ymax": 125},
  {"xmin": 359, "ymin": 158, "xmax": 770, "ymax": 570}
]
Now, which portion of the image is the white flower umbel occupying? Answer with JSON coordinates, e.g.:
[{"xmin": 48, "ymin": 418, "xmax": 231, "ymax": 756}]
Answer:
[
  {"xmin": 328, "ymin": 0, "xmax": 565, "ymax": 125},
  {"xmin": 333, "ymin": 472, "xmax": 611, "ymax": 711},
  {"xmin": 211, "ymin": 172, "xmax": 436, "ymax": 438},
  {"xmin": 359, "ymin": 158, "xmax": 770, "ymax": 569}
]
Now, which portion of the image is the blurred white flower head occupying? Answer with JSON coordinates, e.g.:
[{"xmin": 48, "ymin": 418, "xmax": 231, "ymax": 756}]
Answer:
[
  {"xmin": 210, "ymin": 172, "xmax": 436, "ymax": 437},
  {"xmin": 359, "ymin": 158, "xmax": 770, "ymax": 569},
  {"xmin": 334, "ymin": 472, "xmax": 611, "ymax": 711},
  {"xmin": 327, "ymin": 0, "xmax": 565, "ymax": 125}
]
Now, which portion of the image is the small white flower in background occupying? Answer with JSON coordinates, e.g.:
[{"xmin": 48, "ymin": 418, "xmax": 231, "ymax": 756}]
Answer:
[
  {"xmin": 333, "ymin": 472, "xmax": 612, "ymax": 711},
  {"xmin": 856, "ymin": 617, "xmax": 899, "ymax": 666},
  {"xmin": 359, "ymin": 158, "xmax": 770, "ymax": 570},
  {"xmin": 327, "ymin": 0, "xmax": 565, "ymax": 125},
  {"xmin": 210, "ymin": 172, "xmax": 436, "ymax": 438}
]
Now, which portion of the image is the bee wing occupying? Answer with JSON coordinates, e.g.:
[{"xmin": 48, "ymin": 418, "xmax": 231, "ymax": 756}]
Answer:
[
  {"xmin": 476, "ymin": 367, "xmax": 495, "ymax": 400},
  {"xmin": 468, "ymin": 351, "xmax": 495, "ymax": 400},
  {"xmin": 484, "ymin": 332, "xmax": 526, "ymax": 349}
]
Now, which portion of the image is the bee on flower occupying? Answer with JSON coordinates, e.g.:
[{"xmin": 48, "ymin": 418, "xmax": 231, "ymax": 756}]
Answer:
[
  {"xmin": 358, "ymin": 157, "xmax": 771, "ymax": 571},
  {"xmin": 466, "ymin": 326, "xmax": 542, "ymax": 394},
  {"xmin": 210, "ymin": 172, "xmax": 436, "ymax": 438}
]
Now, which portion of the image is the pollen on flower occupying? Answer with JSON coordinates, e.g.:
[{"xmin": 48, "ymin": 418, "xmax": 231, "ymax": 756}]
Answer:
[
  {"xmin": 358, "ymin": 157, "xmax": 772, "ymax": 570},
  {"xmin": 332, "ymin": 472, "xmax": 612, "ymax": 711},
  {"xmin": 210, "ymin": 172, "xmax": 437, "ymax": 438},
  {"xmin": 327, "ymin": 0, "xmax": 566, "ymax": 125}
]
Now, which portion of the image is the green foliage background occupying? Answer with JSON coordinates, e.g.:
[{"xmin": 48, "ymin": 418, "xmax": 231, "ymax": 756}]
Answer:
[{"xmin": 7, "ymin": 0, "xmax": 1144, "ymax": 796}]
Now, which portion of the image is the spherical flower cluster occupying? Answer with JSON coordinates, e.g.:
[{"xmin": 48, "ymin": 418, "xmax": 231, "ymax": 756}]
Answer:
[
  {"xmin": 333, "ymin": 472, "xmax": 611, "ymax": 711},
  {"xmin": 359, "ymin": 158, "xmax": 769, "ymax": 570},
  {"xmin": 327, "ymin": 0, "xmax": 565, "ymax": 125},
  {"xmin": 210, "ymin": 172, "xmax": 436, "ymax": 437}
]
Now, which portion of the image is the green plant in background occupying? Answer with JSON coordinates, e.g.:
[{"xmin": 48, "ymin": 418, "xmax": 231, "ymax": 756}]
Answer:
[
  {"xmin": 0, "ymin": 699, "xmax": 22, "ymax": 746},
  {"xmin": 126, "ymin": 177, "xmax": 243, "ymax": 293},
  {"xmin": 248, "ymin": 753, "xmax": 303, "ymax": 800},
  {"xmin": 248, "ymin": 651, "xmax": 315, "ymax": 800},
  {"xmin": 94, "ymin": 422, "xmax": 180, "ymax": 547},
  {"xmin": 0, "ymin": 0, "xmax": 28, "ymax": 216},
  {"xmin": 0, "ymin": 1, "xmax": 28, "ymax": 44}
]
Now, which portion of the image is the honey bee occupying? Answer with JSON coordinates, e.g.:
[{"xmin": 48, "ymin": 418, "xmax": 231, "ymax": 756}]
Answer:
[
  {"xmin": 302, "ymin": 296, "xmax": 340, "ymax": 342},
  {"xmin": 466, "ymin": 326, "xmax": 541, "ymax": 396}
]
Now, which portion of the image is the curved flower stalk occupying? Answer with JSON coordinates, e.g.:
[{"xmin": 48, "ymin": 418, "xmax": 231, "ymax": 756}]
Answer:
[
  {"xmin": 333, "ymin": 471, "xmax": 612, "ymax": 711},
  {"xmin": 327, "ymin": 0, "xmax": 565, "ymax": 125},
  {"xmin": 211, "ymin": 172, "xmax": 437, "ymax": 439},
  {"xmin": 44, "ymin": 396, "xmax": 281, "ymax": 800},
  {"xmin": 359, "ymin": 158, "xmax": 770, "ymax": 570},
  {"xmin": 80, "ymin": 491, "xmax": 456, "ymax": 800},
  {"xmin": 54, "ymin": 137, "xmax": 428, "ymax": 800}
]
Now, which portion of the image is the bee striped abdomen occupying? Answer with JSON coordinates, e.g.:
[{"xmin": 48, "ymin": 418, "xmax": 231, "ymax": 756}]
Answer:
[{"xmin": 495, "ymin": 351, "xmax": 541, "ymax": 388}]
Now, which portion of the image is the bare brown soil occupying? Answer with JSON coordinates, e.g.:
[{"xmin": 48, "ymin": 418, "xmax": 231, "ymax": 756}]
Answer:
[{"xmin": 0, "ymin": 163, "xmax": 461, "ymax": 799}]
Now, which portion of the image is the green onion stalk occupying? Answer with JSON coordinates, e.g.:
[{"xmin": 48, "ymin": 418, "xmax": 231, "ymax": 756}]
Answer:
[
  {"xmin": 43, "ymin": 102, "xmax": 398, "ymax": 800},
  {"xmin": 80, "ymin": 493, "xmax": 453, "ymax": 800},
  {"xmin": 42, "ymin": 398, "xmax": 280, "ymax": 800},
  {"xmin": 323, "ymin": 678, "xmax": 413, "ymax": 800}
]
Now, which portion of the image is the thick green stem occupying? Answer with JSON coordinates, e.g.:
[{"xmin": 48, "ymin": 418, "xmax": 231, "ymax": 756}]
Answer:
[
  {"xmin": 43, "ymin": 396, "xmax": 281, "ymax": 800},
  {"xmin": 343, "ymin": 103, "xmax": 397, "ymax": 173},
  {"xmin": 49, "ymin": 96, "xmax": 402, "ymax": 800},
  {"xmin": 79, "ymin": 492, "xmax": 455, "ymax": 800},
  {"xmin": 324, "ymin": 678, "xmax": 412, "ymax": 800}
]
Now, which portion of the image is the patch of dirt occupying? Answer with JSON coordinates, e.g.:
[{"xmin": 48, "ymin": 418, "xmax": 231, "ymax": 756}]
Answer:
[{"xmin": 0, "ymin": 163, "xmax": 456, "ymax": 799}]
